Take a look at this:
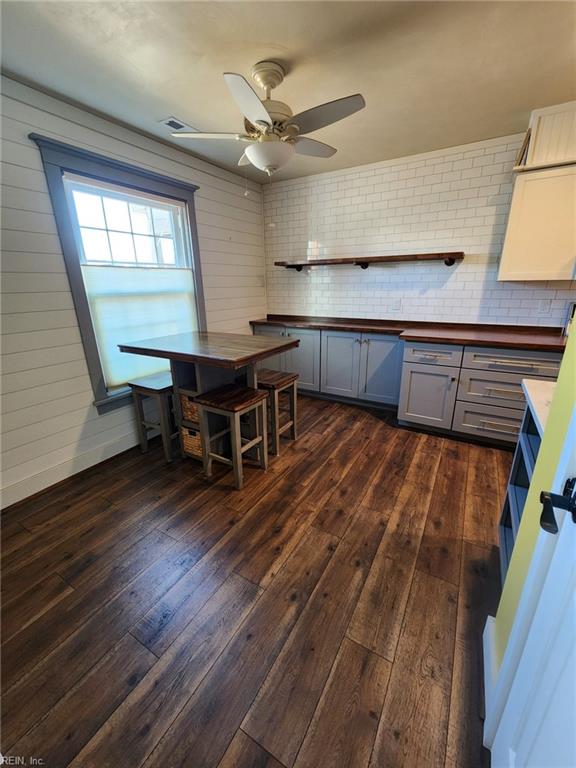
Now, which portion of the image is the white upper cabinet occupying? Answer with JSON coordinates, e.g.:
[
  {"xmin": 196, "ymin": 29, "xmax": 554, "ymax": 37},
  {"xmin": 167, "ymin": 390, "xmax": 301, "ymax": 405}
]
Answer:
[
  {"xmin": 524, "ymin": 101, "xmax": 576, "ymax": 169},
  {"xmin": 498, "ymin": 102, "xmax": 576, "ymax": 282},
  {"xmin": 498, "ymin": 165, "xmax": 576, "ymax": 281}
]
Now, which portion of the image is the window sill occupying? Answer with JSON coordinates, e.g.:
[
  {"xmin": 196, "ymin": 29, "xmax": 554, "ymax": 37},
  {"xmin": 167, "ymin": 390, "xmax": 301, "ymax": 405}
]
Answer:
[{"xmin": 94, "ymin": 387, "xmax": 133, "ymax": 415}]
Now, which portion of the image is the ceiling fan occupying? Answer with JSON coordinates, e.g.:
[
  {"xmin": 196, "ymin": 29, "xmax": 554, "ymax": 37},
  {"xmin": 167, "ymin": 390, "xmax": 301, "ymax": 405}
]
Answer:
[{"xmin": 171, "ymin": 61, "xmax": 366, "ymax": 175}]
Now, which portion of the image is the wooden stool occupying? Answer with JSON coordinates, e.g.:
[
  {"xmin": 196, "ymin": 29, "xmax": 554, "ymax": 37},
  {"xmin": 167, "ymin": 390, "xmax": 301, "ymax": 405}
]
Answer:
[
  {"xmin": 195, "ymin": 384, "xmax": 268, "ymax": 490},
  {"xmin": 257, "ymin": 368, "xmax": 299, "ymax": 456},
  {"xmin": 128, "ymin": 372, "xmax": 176, "ymax": 463}
]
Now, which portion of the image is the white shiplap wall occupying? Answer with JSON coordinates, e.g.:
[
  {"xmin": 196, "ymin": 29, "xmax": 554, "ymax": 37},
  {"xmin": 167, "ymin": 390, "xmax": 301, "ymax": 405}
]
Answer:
[
  {"xmin": 0, "ymin": 76, "xmax": 266, "ymax": 506},
  {"xmin": 263, "ymin": 135, "xmax": 576, "ymax": 325}
]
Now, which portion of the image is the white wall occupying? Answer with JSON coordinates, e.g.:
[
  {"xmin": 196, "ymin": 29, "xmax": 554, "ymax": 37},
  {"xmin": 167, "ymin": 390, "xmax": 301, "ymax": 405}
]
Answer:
[
  {"xmin": 1, "ymin": 76, "xmax": 266, "ymax": 507},
  {"xmin": 263, "ymin": 135, "xmax": 576, "ymax": 325}
]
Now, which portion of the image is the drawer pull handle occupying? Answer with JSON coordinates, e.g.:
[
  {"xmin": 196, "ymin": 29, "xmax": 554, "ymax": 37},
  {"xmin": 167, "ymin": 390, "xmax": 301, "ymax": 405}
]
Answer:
[
  {"xmin": 480, "ymin": 357, "xmax": 555, "ymax": 370},
  {"xmin": 483, "ymin": 387, "xmax": 524, "ymax": 398},
  {"xmin": 478, "ymin": 419, "xmax": 520, "ymax": 436},
  {"xmin": 417, "ymin": 353, "xmax": 450, "ymax": 359}
]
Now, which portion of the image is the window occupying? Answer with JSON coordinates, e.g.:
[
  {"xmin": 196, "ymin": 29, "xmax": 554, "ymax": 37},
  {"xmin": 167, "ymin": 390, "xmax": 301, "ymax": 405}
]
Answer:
[{"xmin": 32, "ymin": 135, "xmax": 206, "ymax": 412}]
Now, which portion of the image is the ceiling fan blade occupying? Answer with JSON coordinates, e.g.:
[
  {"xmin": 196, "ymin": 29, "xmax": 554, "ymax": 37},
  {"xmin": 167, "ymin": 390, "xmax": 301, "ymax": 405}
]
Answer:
[
  {"xmin": 291, "ymin": 94, "xmax": 365, "ymax": 135},
  {"xmin": 293, "ymin": 137, "xmax": 337, "ymax": 158},
  {"xmin": 238, "ymin": 152, "xmax": 250, "ymax": 167},
  {"xmin": 171, "ymin": 132, "xmax": 252, "ymax": 141},
  {"xmin": 223, "ymin": 73, "xmax": 272, "ymax": 128}
]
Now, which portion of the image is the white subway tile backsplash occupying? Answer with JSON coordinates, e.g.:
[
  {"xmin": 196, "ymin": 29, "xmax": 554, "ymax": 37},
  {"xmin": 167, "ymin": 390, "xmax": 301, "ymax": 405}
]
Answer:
[{"xmin": 263, "ymin": 134, "xmax": 576, "ymax": 326}]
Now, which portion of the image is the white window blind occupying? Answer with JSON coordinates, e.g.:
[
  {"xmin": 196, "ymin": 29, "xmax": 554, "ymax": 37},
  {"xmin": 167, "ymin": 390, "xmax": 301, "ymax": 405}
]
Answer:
[{"xmin": 63, "ymin": 174, "xmax": 200, "ymax": 388}]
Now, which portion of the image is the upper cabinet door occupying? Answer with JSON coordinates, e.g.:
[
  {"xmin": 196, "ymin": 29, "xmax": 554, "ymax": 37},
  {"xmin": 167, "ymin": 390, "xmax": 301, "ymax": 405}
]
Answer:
[
  {"xmin": 498, "ymin": 165, "xmax": 576, "ymax": 281},
  {"xmin": 320, "ymin": 330, "xmax": 361, "ymax": 398},
  {"xmin": 284, "ymin": 327, "xmax": 321, "ymax": 391},
  {"xmin": 358, "ymin": 334, "xmax": 403, "ymax": 405},
  {"xmin": 526, "ymin": 102, "xmax": 576, "ymax": 168}
]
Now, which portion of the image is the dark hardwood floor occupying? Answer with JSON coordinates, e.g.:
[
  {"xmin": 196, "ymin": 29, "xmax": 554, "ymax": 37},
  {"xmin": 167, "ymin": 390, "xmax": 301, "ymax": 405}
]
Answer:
[{"xmin": 1, "ymin": 396, "xmax": 511, "ymax": 768}]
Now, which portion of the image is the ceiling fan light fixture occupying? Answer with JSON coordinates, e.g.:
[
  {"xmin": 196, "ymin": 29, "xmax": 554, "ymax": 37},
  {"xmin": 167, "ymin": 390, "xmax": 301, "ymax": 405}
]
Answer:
[{"xmin": 245, "ymin": 139, "xmax": 295, "ymax": 174}]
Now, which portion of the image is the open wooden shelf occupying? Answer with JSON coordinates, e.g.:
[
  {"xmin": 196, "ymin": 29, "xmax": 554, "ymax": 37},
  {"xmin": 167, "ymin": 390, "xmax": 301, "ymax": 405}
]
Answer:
[{"xmin": 274, "ymin": 252, "xmax": 465, "ymax": 271}]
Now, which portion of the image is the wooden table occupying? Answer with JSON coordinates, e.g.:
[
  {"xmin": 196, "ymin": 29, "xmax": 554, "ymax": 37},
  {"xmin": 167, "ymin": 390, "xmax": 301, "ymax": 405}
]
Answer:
[{"xmin": 119, "ymin": 331, "xmax": 299, "ymax": 459}]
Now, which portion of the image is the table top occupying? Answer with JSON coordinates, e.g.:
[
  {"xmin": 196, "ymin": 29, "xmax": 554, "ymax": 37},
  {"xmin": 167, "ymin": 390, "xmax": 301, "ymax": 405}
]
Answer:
[{"xmin": 119, "ymin": 332, "xmax": 299, "ymax": 369}]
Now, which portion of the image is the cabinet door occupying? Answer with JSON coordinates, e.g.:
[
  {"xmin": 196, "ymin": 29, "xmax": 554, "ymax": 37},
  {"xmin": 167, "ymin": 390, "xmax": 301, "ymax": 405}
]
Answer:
[
  {"xmin": 252, "ymin": 324, "xmax": 286, "ymax": 371},
  {"xmin": 398, "ymin": 362, "xmax": 459, "ymax": 429},
  {"xmin": 498, "ymin": 165, "xmax": 576, "ymax": 281},
  {"xmin": 284, "ymin": 327, "xmax": 321, "ymax": 391},
  {"xmin": 320, "ymin": 330, "xmax": 361, "ymax": 398},
  {"xmin": 358, "ymin": 334, "xmax": 403, "ymax": 405}
]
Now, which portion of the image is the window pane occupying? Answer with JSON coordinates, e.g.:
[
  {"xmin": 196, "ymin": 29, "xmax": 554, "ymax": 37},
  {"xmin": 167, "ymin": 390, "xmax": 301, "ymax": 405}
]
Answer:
[
  {"xmin": 134, "ymin": 234, "xmax": 156, "ymax": 264},
  {"xmin": 152, "ymin": 208, "xmax": 173, "ymax": 237},
  {"xmin": 129, "ymin": 203, "xmax": 153, "ymax": 235},
  {"xmin": 109, "ymin": 231, "xmax": 136, "ymax": 263},
  {"xmin": 73, "ymin": 191, "xmax": 105, "ymax": 228},
  {"xmin": 158, "ymin": 237, "xmax": 176, "ymax": 265},
  {"xmin": 103, "ymin": 197, "xmax": 131, "ymax": 232},
  {"xmin": 80, "ymin": 228, "xmax": 111, "ymax": 261}
]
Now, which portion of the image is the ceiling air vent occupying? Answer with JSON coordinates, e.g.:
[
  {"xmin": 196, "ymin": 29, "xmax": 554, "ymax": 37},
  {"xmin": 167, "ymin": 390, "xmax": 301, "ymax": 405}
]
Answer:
[{"xmin": 160, "ymin": 116, "xmax": 195, "ymax": 132}]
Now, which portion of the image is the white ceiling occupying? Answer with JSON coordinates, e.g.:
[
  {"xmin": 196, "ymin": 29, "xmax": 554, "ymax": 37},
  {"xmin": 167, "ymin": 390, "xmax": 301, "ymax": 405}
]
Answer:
[{"xmin": 2, "ymin": 1, "xmax": 575, "ymax": 181}]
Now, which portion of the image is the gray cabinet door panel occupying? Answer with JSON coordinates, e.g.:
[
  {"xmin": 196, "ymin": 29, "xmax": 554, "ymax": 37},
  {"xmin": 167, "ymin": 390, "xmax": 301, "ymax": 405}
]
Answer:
[
  {"xmin": 461, "ymin": 346, "xmax": 561, "ymax": 377},
  {"xmin": 284, "ymin": 327, "xmax": 321, "ymax": 391},
  {"xmin": 252, "ymin": 324, "xmax": 286, "ymax": 371},
  {"xmin": 398, "ymin": 362, "xmax": 459, "ymax": 429},
  {"xmin": 457, "ymin": 368, "xmax": 527, "ymax": 410},
  {"xmin": 452, "ymin": 401, "xmax": 522, "ymax": 443},
  {"xmin": 320, "ymin": 330, "xmax": 361, "ymax": 397},
  {"xmin": 358, "ymin": 334, "xmax": 403, "ymax": 405},
  {"xmin": 403, "ymin": 342, "xmax": 463, "ymax": 367}
]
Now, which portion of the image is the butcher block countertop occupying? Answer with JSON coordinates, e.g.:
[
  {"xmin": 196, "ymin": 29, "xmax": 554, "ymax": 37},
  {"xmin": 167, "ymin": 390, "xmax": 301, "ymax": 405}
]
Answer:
[{"xmin": 250, "ymin": 315, "xmax": 567, "ymax": 352}]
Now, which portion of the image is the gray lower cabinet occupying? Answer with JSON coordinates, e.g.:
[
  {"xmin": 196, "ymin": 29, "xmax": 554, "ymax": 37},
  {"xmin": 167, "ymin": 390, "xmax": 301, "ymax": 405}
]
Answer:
[
  {"xmin": 457, "ymin": 368, "xmax": 527, "ymax": 410},
  {"xmin": 252, "ymin": 324, "xmax": 287, "ymax": 371},
  {"xmin": 357, "ymin": 334, "xmax": 403, "ymax": 405},
  {"xmin": 452, "ymin": 400, "xmax": 523, "ymax": 442},
  {"xmin": 320, "ymin": 330, "xmax": 361, "ymax": 397},
  {"xmin": 284, "ymin": 327, "xmax": 321, "ymax": 391},
  {"xmin": 398, "ymin": 361, "xmax": 459, "ymax": 429}
]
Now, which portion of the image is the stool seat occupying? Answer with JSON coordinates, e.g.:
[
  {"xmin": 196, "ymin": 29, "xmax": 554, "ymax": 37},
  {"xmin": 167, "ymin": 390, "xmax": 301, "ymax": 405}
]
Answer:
[
  {"xmin": 127, "ymin": 372, "xmax": 173, "ymax": 393},
  {"xmin": 195, "ymin": 384, "xmax": 268, "ymax": 412},
  {"xmin": 257, "ymin": 368, "xmax": 299, "ymax": 390}
]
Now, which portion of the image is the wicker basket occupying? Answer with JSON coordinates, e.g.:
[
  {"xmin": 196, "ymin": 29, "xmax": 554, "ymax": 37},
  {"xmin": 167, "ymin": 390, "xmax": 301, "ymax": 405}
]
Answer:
[
  {"xmin": 181, "ymin": 426, "xmax": 203, "ymax": 459},
  {"xmin": 180, "ymin": 394, "xmax": 199, "ymax": 423}
]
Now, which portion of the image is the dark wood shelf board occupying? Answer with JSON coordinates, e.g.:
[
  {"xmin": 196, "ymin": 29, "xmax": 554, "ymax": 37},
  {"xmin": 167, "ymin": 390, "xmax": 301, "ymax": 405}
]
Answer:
[{"xmin": 274, "ymin": 252, "xmax": 465, "ymax": 271}]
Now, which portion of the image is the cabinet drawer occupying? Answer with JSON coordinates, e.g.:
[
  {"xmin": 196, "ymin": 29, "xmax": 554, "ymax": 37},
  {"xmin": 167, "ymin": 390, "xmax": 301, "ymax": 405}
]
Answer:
[
  {"xmin": 452, "ymin": 401, "xmax": 522, "ymax": 443},
  {"xmin": 403, "ymin": 342, "xmax": 463, "ymax": 367},
  {"xmin": 462, "ymin": 346, "xmax": 561, "ymax": 377},
  {"xmin": 457, "ymin": 369, "xmax": 527, "ymax": 411}
]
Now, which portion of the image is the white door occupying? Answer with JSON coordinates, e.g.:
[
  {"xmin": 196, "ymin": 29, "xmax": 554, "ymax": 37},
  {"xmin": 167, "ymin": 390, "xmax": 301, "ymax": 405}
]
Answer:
[{"xmin": 490, "ymin": 409, "xmax": 576, "ymax": 767}]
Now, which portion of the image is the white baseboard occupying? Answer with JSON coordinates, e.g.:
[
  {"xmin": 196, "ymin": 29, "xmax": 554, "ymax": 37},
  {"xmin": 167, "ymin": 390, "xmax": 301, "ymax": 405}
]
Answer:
[{"xmin": 1, "ymin": 432, "xmax": 139, "ymax": 508}]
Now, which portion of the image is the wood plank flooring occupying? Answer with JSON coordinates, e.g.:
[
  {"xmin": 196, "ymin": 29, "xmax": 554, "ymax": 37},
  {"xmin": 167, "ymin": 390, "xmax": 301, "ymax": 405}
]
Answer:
[{"xmin": 1, "ymin": 396, "xmax": 512, "ymax": 768}]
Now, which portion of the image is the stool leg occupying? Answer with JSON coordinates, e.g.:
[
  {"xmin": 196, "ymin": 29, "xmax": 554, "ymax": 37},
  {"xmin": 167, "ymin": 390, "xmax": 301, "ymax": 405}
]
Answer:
[
  {"xmin": 158, "ymin": 393, "xmax": 173, "ymax": 463},
  {"xmin": 199, "ymin": 407, "xmax": 213, "ymax": 479},
  {"xmin": 132, "ymin": 391, "xmax": 148, "ymax": 453},
  {"xmin": 230, "ymin": 412, "xmax": 243, "ymax": 490},
  {"xmin": 257, "ymin": 401, "xmax": 268, "ymax": 470},
  {"xmin": 289, "ymin": 381, "xmax": 298, "ymax": 441},
  {"xmin": 270, "ymin": 389, "xmax": 280, "ymax": 456}
]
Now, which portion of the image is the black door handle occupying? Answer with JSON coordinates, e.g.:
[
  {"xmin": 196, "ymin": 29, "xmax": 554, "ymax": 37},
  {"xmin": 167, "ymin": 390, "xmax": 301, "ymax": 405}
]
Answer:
[{"xmin": 539, "ymin": 478, "xmax": 576, "ymax": 535}]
